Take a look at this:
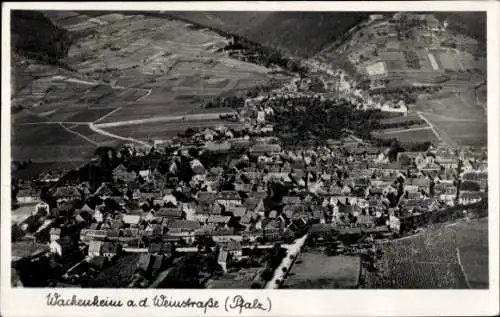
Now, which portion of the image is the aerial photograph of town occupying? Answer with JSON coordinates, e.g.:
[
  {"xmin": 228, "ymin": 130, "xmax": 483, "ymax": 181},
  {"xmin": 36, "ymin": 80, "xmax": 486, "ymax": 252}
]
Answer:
[{"xmin": 10, "ymin": 10, "xmax": 488, "ymax": 289}]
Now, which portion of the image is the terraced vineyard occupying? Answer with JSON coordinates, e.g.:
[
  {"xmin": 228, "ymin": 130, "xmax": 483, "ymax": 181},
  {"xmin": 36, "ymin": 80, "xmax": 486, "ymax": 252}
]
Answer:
[{"xmin": 366, "ymin": 219, "xmax": 487, "ymax": 289}]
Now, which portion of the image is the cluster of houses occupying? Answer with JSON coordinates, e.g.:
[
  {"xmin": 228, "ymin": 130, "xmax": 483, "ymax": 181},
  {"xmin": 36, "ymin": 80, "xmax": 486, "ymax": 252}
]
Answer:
[
  {"xmin": 11, "ymin": 121, "xmax": 487, "ymax": 287},
  {"xmin": 11, "ymin": 83, "xmax": 487, "ymax": 288}
]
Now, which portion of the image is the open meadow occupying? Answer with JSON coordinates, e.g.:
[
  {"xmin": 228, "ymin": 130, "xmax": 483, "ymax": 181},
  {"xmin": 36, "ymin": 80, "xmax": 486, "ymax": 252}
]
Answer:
[{"xmin": 283, "ymin": 252, "xmax": 361, "ymax": 289}]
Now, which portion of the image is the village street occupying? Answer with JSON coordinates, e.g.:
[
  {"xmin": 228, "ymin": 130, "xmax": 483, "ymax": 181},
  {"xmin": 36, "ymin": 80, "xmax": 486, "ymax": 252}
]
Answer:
[{"xmin": 265, "ymin": 234, "xmax": 309, "ymax": 289}]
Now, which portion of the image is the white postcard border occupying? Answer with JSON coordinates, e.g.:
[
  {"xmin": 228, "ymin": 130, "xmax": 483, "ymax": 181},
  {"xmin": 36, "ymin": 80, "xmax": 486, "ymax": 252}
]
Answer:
[{"xmin": 1, "ymin": 2, "xmax": 499, "ymax": 317}]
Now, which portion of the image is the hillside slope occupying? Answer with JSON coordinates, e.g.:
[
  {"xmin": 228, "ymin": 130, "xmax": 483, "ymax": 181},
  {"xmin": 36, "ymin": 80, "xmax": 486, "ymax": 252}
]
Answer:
[
  {"xmin": 166, "ymin": 11, "xmax": 369, "ymax": 58},
  {"xmin": 11, "ymin": 11, "xmax": 73, "ymax": 62}
]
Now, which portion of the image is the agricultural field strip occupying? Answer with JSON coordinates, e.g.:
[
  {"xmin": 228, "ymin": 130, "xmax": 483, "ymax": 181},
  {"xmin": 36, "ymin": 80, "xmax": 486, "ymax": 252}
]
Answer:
[
  {"xmin": 104, "ymin": 121, "xmax": 243, "ymax": 135},
  {"xmin": 93, "ymin": 107, "xmax": 123, "ymax": 123},
  {"xmin": 375, "ymin": 125, "xmax": 433, "ymax": 135},
  {"xmin": 52, "ymin": 75, "xmax": 126, "ymax": 89},
  {"xmin": 14, "ymin": 12, "xmax": 277, "ymax": 158},
  {"xmin": 378, "ymin": 114, "xmax": 423, "ymax": 125}
]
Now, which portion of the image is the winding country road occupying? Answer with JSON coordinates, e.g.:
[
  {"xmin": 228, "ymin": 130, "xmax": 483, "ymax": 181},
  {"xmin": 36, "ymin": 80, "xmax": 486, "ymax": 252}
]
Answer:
[{"xmin": 88, "ymin": 122, "xmax": 150, "ymax": 147}]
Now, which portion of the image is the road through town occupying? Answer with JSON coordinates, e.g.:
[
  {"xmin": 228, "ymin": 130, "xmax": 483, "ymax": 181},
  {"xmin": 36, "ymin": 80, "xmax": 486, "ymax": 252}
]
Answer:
[{"xmin": 265, "ymin": 234, "xmax": 309, "ymax": 289}]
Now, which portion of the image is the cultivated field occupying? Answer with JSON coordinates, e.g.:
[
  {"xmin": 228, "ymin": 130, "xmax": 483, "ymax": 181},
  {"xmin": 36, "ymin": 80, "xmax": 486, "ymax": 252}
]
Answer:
[
  {"xmin": 434, "ymin": 121, "xmax": 486, "ymax": 146},
  {"xmin": 12, "ymin": 145, "xmax": 97, "ymax": 164},
  {"xmin": 377, "ymin": 114, "xmax": 425, "ymax": 127},
  {"xmin": 371, "ymin": 125, "xmax": 440, "ymax": 144},
  {"xmin": 284, "ymin": 252, "xmax": 361, "ymax": 289},
  {"xmin": 413, "ymin": 87, "xmax": 487, "ymax": 146},
  {"xmin": 12, "ymin": 121, "xmax": 118, "ymax": 164},
  {"xmin": 367, "ymin": 219, "xmax": 488, "ymax": 289},
  {"xmin": 58, "ymin": 13, "xmax": 275, "ymax": 125},
  {"xmin": 314, "ymin": 14, "xmax": 486, "ymax": 147},
  {"xmin": 416, "ymin": 92, "xmax": 483, "ymax": 120},
  {"xmin": 12, "ymin": 11, "xmax": 283, "ymax": 164}
]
